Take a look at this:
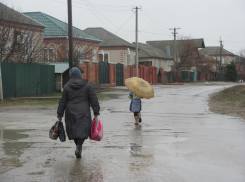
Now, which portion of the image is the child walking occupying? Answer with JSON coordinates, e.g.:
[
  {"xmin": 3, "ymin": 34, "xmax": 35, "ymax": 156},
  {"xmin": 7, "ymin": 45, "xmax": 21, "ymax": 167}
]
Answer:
[{"xmin": 128, "ymin": 92, "xmax": 142, "ymax": 125}]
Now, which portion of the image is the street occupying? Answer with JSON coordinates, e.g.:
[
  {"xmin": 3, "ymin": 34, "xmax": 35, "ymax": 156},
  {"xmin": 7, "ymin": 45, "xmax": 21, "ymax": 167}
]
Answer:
[{"xmin": 0, "ymin": 83, "xmax": 245, "ymax": 182}]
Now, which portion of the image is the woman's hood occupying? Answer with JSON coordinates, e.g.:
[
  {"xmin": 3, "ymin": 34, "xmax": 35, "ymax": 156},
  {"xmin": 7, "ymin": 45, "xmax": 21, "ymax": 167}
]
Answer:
[{"xmin": 67, "ymin": 77, "xmax": 88, "ymax": 89}]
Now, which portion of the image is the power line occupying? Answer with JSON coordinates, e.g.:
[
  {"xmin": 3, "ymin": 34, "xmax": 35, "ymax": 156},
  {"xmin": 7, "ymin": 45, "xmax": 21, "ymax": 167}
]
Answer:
[
  {"xmin": 142, "ymin": 7, "xmax": 172, "ymax": 27},
  {"xmin": 85, "ymin": 0, "xmax": 133, "ymax": 32},
  {"xmin": 52, "ymin": 0, "xmax": 131, "ymax": 12},
  {"xmin": 76, "ymin": 0, "xmax": 132, "ymax": 8},
  {"xmin": 138, "ymin": 16, "xmax": 166, "ymax": 32},
  {"xmin": 139, "ymin": 30, "xmax": 172, "ymax": 36},
  {"xmin": 115, "ymin": 12, "xmax": 135, "ymax": 34},
  {"xmin": 141, "ymin": 10, "xmax": 169, "ymax": 29}
]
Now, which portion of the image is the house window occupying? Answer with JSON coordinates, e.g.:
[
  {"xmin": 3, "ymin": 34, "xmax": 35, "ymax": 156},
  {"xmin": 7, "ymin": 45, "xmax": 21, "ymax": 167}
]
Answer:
[
  {"xmin": 77, "ymin": 49, "xmax": 84, "ymax": 61},
  {"xmin": 44, "ymin": 48, "xmax": 54, "ymax": 62},
  {"xmin": 99, "ymin": 54, "xmax": 103, "ymax": 61},
  {"xmin": 104, "ymin": 53, "xmax": 109, "ymax": 62},
  {"xmin": 22, "ymin": 34, "xmax": 32, "ymax": 57},
  {"xmin": 14, "ymin": 31, "xmax": 32, "ymax": 56},
  {"xmin": 92, "ymin": 49, "xmax": 97, "ymax": 62}
]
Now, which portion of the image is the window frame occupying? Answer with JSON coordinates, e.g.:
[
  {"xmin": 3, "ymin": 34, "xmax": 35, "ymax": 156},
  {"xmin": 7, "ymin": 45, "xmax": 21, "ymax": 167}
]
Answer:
[{"xmin": 44, "ymin": 48, "xmax": 54, "ymax": 62}]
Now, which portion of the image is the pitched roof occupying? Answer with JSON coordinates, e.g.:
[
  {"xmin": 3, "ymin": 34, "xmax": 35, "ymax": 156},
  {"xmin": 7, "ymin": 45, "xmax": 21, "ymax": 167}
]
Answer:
[
  {"xmin": 84, "ymin": 27, "xmax": 135, "ymax": 48},
  {"xmin": 45, "ymin": 62, "xmax": 69, "ymax": 73},
  {"xmin": 199, "ymin": 46, "xmax": 236, "ymax": 56},
  {"xmin": 0, "ymin": 3, "xmax": 45, "ymax": 28},
  {"xmin": 198, "ymin": 52, "xmax": 214, "ymax": 62},
  {"xmin": 44, "ymin": 62, "xmax": 84, "ymax": 73},
  {"xmin": 23, "ymin": 12, "xmax": 101, "ymax": 42},
  {"xmin": 147, "ymin": 38, "xmax": 205, "ymax": 57},
  {"xmin": 134, "ymin": 42, "xmax": 173, "ymax": 59}
]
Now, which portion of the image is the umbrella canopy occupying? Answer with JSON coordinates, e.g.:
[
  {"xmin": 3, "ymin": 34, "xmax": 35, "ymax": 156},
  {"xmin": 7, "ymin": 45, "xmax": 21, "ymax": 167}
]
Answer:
[{"xmin": 125, "ymin": 77, "xmax": 154, "ymax": 99}]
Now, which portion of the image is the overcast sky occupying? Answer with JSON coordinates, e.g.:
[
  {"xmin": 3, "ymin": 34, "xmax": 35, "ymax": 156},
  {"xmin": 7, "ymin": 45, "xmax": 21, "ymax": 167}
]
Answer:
[{"xmin": 3, "ymin": 0, "xmax": 245, "ymax": 54}]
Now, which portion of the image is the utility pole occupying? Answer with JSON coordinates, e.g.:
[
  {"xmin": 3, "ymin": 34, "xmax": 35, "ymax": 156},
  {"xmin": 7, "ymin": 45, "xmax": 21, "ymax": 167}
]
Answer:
[
  {"xmin": 133, "ymin": 6, "xmax": 141, "ymax": 77},
  {"xmin": 220, "ymin": 36, "xmax": 223, "ymax": 74},
  {"xmin": 68, "ymin": 0, "xmax": 73, "ymax": 70},
  {"xmin": 169, "ymin": 28, "xmax": 180, "ymax": 62}
]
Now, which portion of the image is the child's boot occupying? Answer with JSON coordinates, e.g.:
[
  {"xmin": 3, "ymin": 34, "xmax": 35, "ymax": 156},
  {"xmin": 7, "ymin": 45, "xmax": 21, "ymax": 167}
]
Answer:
[
  {"xmin": 138, "ymin": 113, "xmax": 142, "ymax": 123},
  {"xmin": 134, "ymin": 116, "xmax": 139, "ymax": 125}
]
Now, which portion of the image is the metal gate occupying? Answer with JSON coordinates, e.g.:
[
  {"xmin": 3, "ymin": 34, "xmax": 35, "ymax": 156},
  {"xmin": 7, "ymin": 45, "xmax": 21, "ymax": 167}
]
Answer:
[
  {"xmin": 0, "ymin": 62, "xmax": 55, "ymax": 99},
  {"xmin": 116, "ymin": 63, "xmax": 123, "ymax": 86},
  {"xmin": 98, "ymin": 61, "xmax": 109, "ymax": 84}
]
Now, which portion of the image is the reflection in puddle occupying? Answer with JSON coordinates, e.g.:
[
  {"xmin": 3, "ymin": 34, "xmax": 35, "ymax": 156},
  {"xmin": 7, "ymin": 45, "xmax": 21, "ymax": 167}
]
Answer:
[
  {"xmin": 51, "ymin": 159, "xmax": 104, "ymax": 181},
  {"xmin": 0, "ymin": 129, "xmax": 32, "ymax": 174},
  {"xmin": 128, "ymin": 126, "xmax": 154, "ymax": 179}
]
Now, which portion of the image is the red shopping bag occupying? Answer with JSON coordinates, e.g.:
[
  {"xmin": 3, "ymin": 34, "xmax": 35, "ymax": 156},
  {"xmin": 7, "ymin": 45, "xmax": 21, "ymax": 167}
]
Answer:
[{"xmin": 90, "ymin": 117, "xmax": 103, "ymax": 141}]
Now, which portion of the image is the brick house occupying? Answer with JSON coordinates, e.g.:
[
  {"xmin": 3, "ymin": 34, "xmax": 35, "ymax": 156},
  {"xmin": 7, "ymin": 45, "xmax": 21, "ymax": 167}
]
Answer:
[
  {"xmin": 196, "ymin": 52, "xmax": 215, "ymax": 80},
  {"xmin": 135, "ymin": 42, "xmax": 173, "ymax": 71},
  {"xmin": 23, "ymin": 12, "xmax": 102, "ymax": 63},
  {"xmin": 0, "ymin": 3, "xmax": 45, "ymax": 63},
  {"xmin": 84, "ymin": 27, "xmax": 136, "ymax": 66}
]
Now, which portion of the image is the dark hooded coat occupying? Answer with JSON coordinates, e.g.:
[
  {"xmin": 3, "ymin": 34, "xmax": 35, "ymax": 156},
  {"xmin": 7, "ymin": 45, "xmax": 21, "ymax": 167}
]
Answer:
[{"xmin": 57, "ymin": 77, "xmax": 100, "ymax": 140}]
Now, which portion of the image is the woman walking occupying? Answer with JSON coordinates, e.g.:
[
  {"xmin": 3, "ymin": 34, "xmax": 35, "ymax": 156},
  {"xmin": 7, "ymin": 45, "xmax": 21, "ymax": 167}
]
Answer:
[{"xmin": 57, "ymin": 67, "xmax": 100, "ymax": 158}]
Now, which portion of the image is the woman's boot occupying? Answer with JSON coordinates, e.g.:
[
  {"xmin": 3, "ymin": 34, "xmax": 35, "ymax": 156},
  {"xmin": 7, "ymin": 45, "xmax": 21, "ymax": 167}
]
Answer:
[
  {"xmin": 75, "ymin": 139, "xmax": 85, "ymax": 158},
  {"xmin": 134, "ymin": 116, "xmax": 139, "ymax": 125},
  {"xmin": 75, "ymin": 145, "xmax": 82, "ymax": 158}
]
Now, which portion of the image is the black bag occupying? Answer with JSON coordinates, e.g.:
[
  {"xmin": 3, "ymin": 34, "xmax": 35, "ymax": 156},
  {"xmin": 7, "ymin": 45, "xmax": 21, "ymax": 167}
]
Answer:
[
  {"xmin": 49, "ymin": 120, "xmax": 66, "ymax": 142},
  {"xmin": 49, "ymin": 121, "xmax": 59, "ymax": 140},
  {"xmin": 58, "ymin": 121, "xmax": 66, "ymax": 142}
]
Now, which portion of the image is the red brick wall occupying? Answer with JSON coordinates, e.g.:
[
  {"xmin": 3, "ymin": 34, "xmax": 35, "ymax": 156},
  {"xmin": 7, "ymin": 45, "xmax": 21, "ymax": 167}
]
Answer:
[
  {"xmin": 78, "ymin": 62, "xmax": 88, "ymax": 80},
  {"xmin": 109, "ymin": 64, "xmax": 116, "ymax": 84},
  {"xmin": 78, "ymin": 61, "xmax": 160, "ymax": 85},
  {"xmin": 44, "ymin": 38, "xmax": 100, "ymax": 63}
]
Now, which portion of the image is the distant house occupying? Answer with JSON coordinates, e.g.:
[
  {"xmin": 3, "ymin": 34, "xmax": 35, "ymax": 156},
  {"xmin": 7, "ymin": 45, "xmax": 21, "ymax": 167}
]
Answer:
[
  {"xmin": 196, "ymin": 52, "xmax": 215, "ymax": 80},
  {"xmin": 147, "ymin": 39, "xmax": 205, "ymax": 71},
  {"xmin": 23, "ymin": 12, "xmax": 102, "ymax": 63},
  {"xmin": 199, "ymin": 46, "xmax": 236, "ymax": 66},
  {"xmin": 134, "ymin": 42, "xmax": 173, "ymax": 71},
  {"xmin": 0, "ymin": 3, "xmax": 45, "ymax": 63},
  {"xmin": 84, "ymin": 27, "xmax": 136, "ymax": 65}
]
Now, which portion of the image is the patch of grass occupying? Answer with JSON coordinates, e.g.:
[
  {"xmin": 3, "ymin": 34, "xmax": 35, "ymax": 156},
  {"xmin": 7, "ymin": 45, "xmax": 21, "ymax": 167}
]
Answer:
[
  {"xmin": 212, "ymin": 85, "xmax": 245, "ymax": 102},
  {"xmin": 0, "ymin": 88, "xmax": 128, "ymax": 108},
  {"xmin": 209, "ymin": 85, "xmax": 245, "ymax": 120}
]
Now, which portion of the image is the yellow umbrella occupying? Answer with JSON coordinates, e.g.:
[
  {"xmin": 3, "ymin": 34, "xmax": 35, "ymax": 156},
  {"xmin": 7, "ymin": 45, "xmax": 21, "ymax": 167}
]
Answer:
[{"xmin": 125, "ymin": 77, "xmax": 154, "ymax": 99}]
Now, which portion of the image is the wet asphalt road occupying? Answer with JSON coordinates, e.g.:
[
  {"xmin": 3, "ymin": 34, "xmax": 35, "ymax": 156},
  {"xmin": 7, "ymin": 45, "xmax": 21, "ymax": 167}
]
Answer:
[{"xmin": 0, "ymin": 83, "xmax": 245, "ymax": 182}]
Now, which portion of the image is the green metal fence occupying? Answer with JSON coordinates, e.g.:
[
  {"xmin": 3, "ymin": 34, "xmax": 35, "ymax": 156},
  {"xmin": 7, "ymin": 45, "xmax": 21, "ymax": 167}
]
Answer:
[
  {"xmin": 116, "ymin": 63, "xmax": 123, "ymax": 86},
  {"xmin": 1, "ymin": 62, "xmax": 55, "ymax": 99},
  {"xmin": 98, "ymin": 61, "xmax": 109, "ymax": 84}
]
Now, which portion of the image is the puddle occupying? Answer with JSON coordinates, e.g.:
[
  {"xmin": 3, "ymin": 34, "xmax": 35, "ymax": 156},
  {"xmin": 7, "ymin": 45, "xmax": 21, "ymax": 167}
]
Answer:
[{"xmin": 0, "ymin": 129, "xmax": 33, "ymax": 174}]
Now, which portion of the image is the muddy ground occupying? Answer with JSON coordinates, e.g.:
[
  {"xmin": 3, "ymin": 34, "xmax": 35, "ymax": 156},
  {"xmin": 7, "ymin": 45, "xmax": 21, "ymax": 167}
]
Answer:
[
  {"xmin": 209, "ymin": 85, "xmax": 245, "ymax": 120},
  {"xmin": 0, "ymin": 83, "xmax": 245, "ymax": 182}
]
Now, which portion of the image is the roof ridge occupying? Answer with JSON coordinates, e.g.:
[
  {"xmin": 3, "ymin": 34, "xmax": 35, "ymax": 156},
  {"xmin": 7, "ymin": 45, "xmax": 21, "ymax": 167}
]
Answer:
[
  {"xmin": 102, "ymin": 28, "xmax": 134, "ymax": 47},
  {"xmin": 82, "ymin": 28, "xmax": 102, "ymax": 41},
  {"xmin": 138, "ymin": 43, "xmax": 154, "ymax": 57},
  {"xmin": 39, "ymin": 12, "xmax": 68, "ymax": 35},
  {"xmin": 21, "ymin": 12, "xmax": 45, "ymax": 27}
]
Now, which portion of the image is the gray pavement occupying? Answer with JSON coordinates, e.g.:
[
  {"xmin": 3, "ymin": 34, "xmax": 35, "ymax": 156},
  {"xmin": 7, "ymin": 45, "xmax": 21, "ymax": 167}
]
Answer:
[{"xmin": 0, "ymin": 83, "xmax": 245, "ymax": 182}]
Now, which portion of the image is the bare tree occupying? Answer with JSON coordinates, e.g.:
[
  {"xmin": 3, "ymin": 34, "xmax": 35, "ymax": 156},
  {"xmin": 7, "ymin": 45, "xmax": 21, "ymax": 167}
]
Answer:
[
  {"xmin": 43, "ymin": 37, "xmax": 99, "ymax": 63},
  {"xmin": 0, "ymin": 3, "xmax": 44, "ymax": 63},
  {"xmin": 237, "ymin": 48, "xmax": 245, "ymax": 80},
  {"xmin": 172, "ymin": 36, "xmax": 196, "ymax": 82}
]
